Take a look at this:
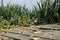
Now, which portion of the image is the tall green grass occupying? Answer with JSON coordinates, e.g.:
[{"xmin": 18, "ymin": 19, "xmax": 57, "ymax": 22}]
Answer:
[
  {"xmin": 33, "ymin": 0, "xmax": 60, "ymax": 24},
  {"xmin": 0, "ymin": 4, "xmax": 32, "ymax": 28},
  {"xmin": 0, "ymin": 0, "xmax": 60, "ymax": 28}
]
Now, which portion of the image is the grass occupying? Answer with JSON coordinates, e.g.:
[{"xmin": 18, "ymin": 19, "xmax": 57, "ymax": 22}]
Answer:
[{"xmin": 0, "ymin": 0, "xmax": 60, "ymax": 29}]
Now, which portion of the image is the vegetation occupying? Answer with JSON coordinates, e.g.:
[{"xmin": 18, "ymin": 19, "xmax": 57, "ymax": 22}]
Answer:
[
  {"xmin": 0, "ymin": 0, "xmax": 60, "ymax": 28},
  {"xmin": 33, "ymin": 0, "xmax": 60, "ymax": 24}
]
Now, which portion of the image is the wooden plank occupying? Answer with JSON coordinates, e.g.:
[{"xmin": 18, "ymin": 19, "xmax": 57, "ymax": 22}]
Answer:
[
  {"xmin": 0, "ymin": 35, "xmax": 5, "ymax": 39},
  {"xmin": 31, "ymin": 24, "xmax": 60, "ymax": 28},
  {"xmin": 1, "ymin": 33, "xmax": 30, "ymax": 40},
  {"xmin": 0, "ymin": 35, "xmax": 13, "ymax": 40}
]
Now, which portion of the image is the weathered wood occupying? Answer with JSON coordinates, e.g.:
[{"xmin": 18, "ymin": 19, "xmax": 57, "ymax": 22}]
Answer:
[
  {"xmin": 1, "ymin": 29, "xmax": 58, "ymax": 40},
  {"xmin": 0, "ymin": 25, "xmax": 60, "ymax": 40},
  {"xmin": 1, "ymin": 33, "xmax": 30, "ymax": 40}
]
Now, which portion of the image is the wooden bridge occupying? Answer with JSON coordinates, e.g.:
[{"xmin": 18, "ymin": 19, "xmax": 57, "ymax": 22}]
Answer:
[{"xmin": 0, "ymin": 24, "xmax": 60, "ymax": 40}]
